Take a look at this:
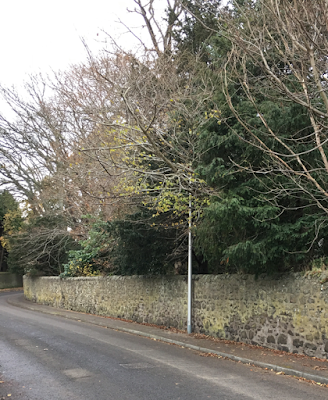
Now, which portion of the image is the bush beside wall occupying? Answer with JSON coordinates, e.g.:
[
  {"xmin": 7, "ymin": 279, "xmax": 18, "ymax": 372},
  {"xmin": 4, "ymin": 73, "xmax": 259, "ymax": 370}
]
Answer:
[{"xmin": 24, "ymin": 273, "xmax": 328, "ymax": 358}]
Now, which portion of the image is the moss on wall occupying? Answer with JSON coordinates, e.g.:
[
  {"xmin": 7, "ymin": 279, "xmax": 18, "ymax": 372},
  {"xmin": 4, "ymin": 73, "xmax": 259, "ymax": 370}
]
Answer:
[{"xmin": 24, "ymin": 272, "xmax": 328, "ymax": 358}]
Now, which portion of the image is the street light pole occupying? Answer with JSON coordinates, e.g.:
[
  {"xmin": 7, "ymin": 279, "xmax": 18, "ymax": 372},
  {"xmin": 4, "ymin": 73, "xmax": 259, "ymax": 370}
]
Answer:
[{"xmin": 187, "ymin": 190, "xmax": 192, "ymax": 334}]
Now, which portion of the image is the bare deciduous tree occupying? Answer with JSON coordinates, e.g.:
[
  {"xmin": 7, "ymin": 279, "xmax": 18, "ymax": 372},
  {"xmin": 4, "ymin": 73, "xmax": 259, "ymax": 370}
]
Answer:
[{"xmin": 0, "ymin": 0, "xmax": 218, "ymax": 272}]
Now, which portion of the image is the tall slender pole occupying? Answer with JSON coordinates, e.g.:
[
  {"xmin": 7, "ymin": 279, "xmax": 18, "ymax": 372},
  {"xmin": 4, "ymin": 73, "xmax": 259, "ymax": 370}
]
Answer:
[{"xmin": 187, "ymin": 190, "xmax": 192, "ymax": 334}]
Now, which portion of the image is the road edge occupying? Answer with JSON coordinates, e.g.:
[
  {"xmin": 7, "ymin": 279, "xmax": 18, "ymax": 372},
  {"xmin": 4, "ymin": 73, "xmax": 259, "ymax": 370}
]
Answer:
[{"xmin": 6, "ymin": 293, "xmax": 328, "ymax": 386}]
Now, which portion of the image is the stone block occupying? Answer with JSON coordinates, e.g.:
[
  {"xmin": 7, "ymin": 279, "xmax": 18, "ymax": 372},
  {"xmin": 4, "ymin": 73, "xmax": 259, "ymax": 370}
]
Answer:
[
  {"xmin": 305, "ymin": 343, "xmax": 317, "ymax": 351},
  {"xmin": 267, "ymin": 335, "xmax": 276, "ymax": 344},
  {"xmin": 278, "ymin": 334, "xmax": 287, "ymax": 345},
  {"xmin": 293, "ymin": 339, "xmax": 303, "ymax": 348}
]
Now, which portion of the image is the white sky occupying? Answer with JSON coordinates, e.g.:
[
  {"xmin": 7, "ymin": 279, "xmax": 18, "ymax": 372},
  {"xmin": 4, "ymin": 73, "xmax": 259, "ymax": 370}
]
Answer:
[{"xmin": 0, "ymin": 0, "xmax": 151, "ymax": 88}]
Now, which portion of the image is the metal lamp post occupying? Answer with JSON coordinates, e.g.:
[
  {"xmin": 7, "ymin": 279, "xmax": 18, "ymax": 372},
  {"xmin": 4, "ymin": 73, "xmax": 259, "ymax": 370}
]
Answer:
[{"xmin": 187, "ymin": 190, "xmax": 192, "ymax": 334}]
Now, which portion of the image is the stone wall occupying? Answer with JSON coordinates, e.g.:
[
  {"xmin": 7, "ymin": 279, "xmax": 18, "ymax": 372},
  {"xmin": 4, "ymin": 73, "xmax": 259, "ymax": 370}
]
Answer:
[
  {"xmin": 0, "ymin": 272, "xmax": 23, "ymax": 289},
  {"xmin": 24, "ymin": 273, "xmax": 328, "ymax": 358}
]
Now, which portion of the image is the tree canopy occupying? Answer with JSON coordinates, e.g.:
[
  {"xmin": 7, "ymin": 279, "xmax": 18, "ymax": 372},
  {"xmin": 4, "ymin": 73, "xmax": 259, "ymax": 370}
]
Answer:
[{"xmin": 1, "ymin": 0, "xmax": 328, "ymax": 276}]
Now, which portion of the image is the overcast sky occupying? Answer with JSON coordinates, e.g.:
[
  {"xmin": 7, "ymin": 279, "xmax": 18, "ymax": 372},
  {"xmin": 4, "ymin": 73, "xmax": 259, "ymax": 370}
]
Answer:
[{"xmin": 0, "ymin": 0, "xmax": 152, "ymax": 88}]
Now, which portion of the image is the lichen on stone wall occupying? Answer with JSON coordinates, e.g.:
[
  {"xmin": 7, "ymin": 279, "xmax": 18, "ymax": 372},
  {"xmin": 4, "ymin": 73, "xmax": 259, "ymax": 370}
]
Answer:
[{"xmin": 24, "ymin": 272, "xmax": 328, "ymax": 358}]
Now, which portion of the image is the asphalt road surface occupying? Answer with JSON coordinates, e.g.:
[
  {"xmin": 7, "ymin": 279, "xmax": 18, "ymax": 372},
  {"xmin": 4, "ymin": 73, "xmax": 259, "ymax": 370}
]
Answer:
[{"xmin": 1, "ymin": 291, "xmax": 328, "ymax": 400}]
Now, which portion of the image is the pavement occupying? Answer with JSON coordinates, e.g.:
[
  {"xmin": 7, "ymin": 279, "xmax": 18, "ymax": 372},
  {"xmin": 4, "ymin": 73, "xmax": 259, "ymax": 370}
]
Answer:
[{"xmin": 5, "ymin": 290, "xmax": 328, "ymax": 386}]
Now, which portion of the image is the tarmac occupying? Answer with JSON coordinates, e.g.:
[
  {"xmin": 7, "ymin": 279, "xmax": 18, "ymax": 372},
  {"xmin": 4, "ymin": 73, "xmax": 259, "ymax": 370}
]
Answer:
[{"xmin": 5, "ymin": 290, "xmax": 328, "ymax": 386}]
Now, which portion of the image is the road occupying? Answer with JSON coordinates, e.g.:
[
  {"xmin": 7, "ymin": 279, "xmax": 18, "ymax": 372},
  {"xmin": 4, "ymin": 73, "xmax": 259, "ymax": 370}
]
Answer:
[{"xmin": 1, "ymin": 291, "xmax": 327, "ymax": 400}]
